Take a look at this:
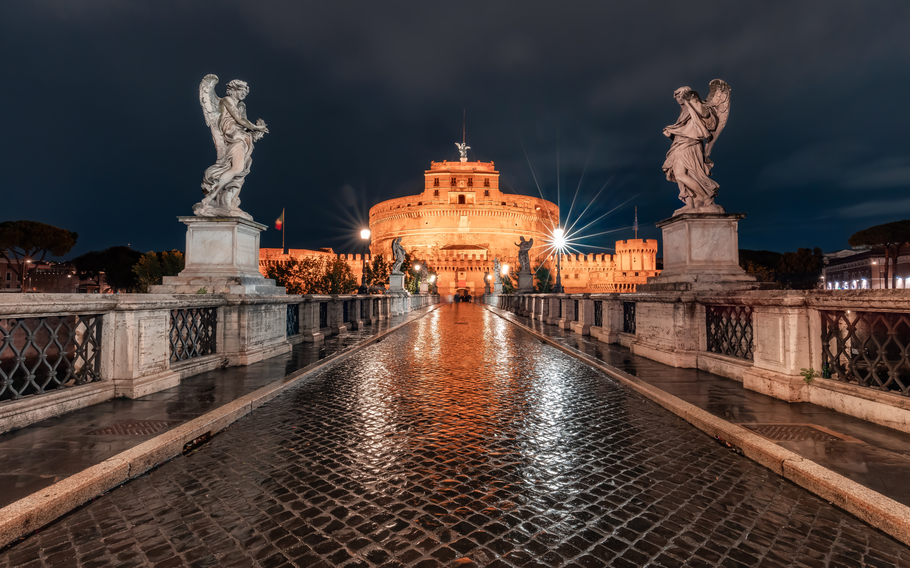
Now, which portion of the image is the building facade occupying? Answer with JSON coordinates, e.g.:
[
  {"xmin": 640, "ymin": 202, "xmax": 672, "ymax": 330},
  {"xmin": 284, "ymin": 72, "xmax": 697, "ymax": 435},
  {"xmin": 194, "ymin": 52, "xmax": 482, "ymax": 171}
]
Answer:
[
  {"xmin": 261, "ymin": 153, "xmax": 660, "ymax": 294},
  {"xmin": 823, "ymin": 246, "xmax": 910, "ymax": 289}
]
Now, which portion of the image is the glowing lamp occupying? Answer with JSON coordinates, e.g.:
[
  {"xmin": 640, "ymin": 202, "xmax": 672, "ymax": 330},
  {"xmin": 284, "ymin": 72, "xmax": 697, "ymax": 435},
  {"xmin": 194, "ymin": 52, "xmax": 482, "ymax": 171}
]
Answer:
[
  {"xmin": 360, "ymin": 229, "xmax": 370, "ymax": 240},
  {"xmin": 553, "ymin": 227, "xmax": 566, "ymax": 249},
  {"xmin": 502, "ymin": 264, "xmax": 509, "ymax": 274}
]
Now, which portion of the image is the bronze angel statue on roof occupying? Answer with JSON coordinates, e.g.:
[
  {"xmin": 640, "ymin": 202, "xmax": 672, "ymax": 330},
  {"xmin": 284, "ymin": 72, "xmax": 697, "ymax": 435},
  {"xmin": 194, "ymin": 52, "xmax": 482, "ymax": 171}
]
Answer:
[
  {"xmin": 662, "ymin": 79, "xmax": 731, "ymax": 213},
  {"xmin": 195, "ymin": 75, "xmax": 269, "ymax": 219}
]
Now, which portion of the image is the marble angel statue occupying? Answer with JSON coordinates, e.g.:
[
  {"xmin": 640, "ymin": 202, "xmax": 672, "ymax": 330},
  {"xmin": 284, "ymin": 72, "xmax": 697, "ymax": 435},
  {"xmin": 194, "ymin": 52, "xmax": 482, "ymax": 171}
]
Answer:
[
  {"xmin": 493, "ymin": 257, "xmax": 501, "ymax": 278},
  {"xmin": 515, "ymin": 237, "xmax": 533, "ymax": 274},
  {"xmin": 662, "ymin": 79, "xmax": 731, "ymax": 213},
  {"xmin": 195, "ymin": 74, "xmax": 269, "ymax": 219},
  {"xmin": 391, "ymin": 237, "xmax": 406, "ymax": 274}
]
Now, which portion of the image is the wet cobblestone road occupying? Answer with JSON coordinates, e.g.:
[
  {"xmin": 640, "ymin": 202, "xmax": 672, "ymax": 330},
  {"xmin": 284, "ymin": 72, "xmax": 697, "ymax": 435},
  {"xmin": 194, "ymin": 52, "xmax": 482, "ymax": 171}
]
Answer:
[{"xmin": 3, "ymin": 303, "xmax": 910, "ymax": 568}]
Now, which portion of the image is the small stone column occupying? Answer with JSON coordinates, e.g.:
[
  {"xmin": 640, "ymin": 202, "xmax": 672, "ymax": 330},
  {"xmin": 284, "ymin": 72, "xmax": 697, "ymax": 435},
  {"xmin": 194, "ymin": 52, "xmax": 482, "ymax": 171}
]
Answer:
[
  {"xmin": 328, "ymin": 297, "xmax": 347, "ymax": 335},
  {"xmin": 299, "ymin": 299, "xmax": 325, "ymax": 343},
  {"xmin": 557, "ymin": 295, "xmax": 575, "ymax": 329},
  {"xmin": 571, "ymin": 296, "xmax": 593, "ymax": 336}
]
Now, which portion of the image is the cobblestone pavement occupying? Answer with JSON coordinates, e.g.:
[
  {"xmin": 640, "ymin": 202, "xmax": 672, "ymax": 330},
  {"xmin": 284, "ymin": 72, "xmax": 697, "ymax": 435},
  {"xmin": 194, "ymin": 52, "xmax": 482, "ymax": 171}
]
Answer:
[{"xmin": 2, "ymin": 303, "xmax": 909, "ymax": 568}]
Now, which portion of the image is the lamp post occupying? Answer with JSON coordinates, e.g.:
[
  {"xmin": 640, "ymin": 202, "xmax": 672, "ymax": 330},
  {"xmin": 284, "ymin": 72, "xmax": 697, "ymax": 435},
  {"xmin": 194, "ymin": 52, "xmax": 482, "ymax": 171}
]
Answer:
[
  {"xmin": 359, "ymin": 229, "xmax": 370, "ymax": 294},
  {"xmin": 553, "ymin": 227, "xmax": 565, "ymax": 293},
  {"xmin": 429, "ymin": 274, "xmax": 436, "ymax": 294}
]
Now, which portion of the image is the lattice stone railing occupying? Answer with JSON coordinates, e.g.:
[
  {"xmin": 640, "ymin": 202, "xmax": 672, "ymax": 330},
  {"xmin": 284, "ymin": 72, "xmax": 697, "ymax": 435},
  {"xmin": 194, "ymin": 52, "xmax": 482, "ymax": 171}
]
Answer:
[
  {"xmin": 705, "ymin": 305, "xmax": 753, "ymax": 360},
  {"xmin": 169, "ymin": 308, "xmax": 217, "ymax": 363},
  {"xmin": 0, "ymin": 315, "xmax": 103, "ymax": 402},
  {"xmin": 821, "ymin": 310, "xmax": 910, "ymax": 396}
]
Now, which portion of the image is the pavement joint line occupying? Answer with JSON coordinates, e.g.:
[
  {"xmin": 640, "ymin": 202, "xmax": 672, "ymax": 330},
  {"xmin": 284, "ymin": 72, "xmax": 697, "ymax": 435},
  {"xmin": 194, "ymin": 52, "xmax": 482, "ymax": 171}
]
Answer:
[
  {"xmin": 482, "ymin": 303, "xmax": 910, "ymax": 547},
  {"xmin": 0, "ymin": 302, "xmax": 443, "ymax": 550}
]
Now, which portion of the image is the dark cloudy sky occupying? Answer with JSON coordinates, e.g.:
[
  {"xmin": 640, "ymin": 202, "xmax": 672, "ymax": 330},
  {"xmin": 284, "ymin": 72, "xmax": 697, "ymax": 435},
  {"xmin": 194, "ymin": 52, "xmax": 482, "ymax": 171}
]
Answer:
[{"xmin": 3, "ymin": 1, "xmax": 910, "ymax": 258}]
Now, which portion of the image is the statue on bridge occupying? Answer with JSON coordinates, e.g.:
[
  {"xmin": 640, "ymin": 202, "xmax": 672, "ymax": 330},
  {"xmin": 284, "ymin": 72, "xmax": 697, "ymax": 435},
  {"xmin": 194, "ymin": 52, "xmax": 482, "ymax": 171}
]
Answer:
[
  {"xmin": 391, "ymin": 237, "xmax": 406, "ymax": 274},
  {"xmin": 515, "ymin": 237, "xmax": 533, "ymax": 274},
  {"xmin": 662, "ymin": 79, "xmax": 731, "ymax": 213},
  {"xmin": 196, "ymin": 74, "xmax": 269, "ymax": 219}
]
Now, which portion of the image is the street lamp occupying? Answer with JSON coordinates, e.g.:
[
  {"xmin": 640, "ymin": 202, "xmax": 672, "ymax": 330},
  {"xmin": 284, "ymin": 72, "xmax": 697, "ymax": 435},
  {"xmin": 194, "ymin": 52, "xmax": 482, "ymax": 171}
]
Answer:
[
  {"xmin": 358, "ymin": 229, "xmax": 370, "ymax": 294},
  {"xmin": 552, "ymin": 227, "xmax": 566, "ymax": 293}
]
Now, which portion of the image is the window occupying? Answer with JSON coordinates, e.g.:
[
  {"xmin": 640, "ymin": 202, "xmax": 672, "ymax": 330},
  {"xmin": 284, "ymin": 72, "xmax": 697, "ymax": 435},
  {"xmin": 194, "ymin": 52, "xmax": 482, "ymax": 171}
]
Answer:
[
  {"xmin": 433, "ymin": 189, "xmax": 439, "ymax": 197},
  {"xmin": 484, "ymin": 178, "xmax": 490, "ymax": 187},
  {"xmin": 484, "ymin": 190, "xmax": 489, "ymax": 196},
  {"xmin": 4, "ymin": 272, "xmax": 9, "ymax": 281},
  {"xmin": 458, "ymin": 195, "xmax": 466, "ymax": 204},
  {"xmin": 574, "ymin": 274, "xmax": 579, "ymax": 279},
  {"xmin": 467, "ymin": 178, "xmax": 473, "ymax": 187},
  {"xmin": 433, "ymin": 178, "xmax": 439, "ymax": 186},
  {"xmin": 451, "ymin": 177, "xmax": 456, "ymax": 186}
]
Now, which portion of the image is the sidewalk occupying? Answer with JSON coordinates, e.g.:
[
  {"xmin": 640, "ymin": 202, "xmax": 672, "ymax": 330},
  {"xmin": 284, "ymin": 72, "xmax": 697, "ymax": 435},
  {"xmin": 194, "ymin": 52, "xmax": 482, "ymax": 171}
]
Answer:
[
  {"xmin": 486, "ymin": 305, "xmax": 910, "ymax": 509},
  {"xmin": 0, "ymin": 306, "xmax": 440, "ymax": 512}
]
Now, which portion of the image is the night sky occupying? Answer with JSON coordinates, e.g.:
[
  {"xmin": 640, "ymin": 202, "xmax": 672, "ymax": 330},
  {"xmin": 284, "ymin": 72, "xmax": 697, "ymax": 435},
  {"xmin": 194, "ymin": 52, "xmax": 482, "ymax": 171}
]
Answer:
[{"xmin": 3, "ymin": 2, "xmax": 910, "ymax": 259}]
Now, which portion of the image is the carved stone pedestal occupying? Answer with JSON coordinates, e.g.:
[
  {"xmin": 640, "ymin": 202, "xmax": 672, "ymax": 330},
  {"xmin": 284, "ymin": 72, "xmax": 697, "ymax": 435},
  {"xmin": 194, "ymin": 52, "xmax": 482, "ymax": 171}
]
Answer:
[
  {"xmin": 518, "ymin": 273, "xmax": 535, "ymax": 293},
  {"xmin": 387, "ymin": 273, "xmax": 409, "ymax": 315},
  {"xmin": 639, "ymin": 212, "xmax": 759, "ymax": 292},
  {"xmin": 151, "ymin": 216, "xmax": 284, "ymax": 295}
]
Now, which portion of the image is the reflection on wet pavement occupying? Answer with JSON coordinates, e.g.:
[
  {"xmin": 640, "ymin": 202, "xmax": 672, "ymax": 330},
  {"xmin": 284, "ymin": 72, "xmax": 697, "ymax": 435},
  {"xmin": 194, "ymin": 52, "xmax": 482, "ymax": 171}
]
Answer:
[
  {"xmin": 1, "ymin": 303, "xmax": 908, "ymax": 567},
  {"xmin": 488, "ymin": 305, "xmax": 910, "ymax": 509}
]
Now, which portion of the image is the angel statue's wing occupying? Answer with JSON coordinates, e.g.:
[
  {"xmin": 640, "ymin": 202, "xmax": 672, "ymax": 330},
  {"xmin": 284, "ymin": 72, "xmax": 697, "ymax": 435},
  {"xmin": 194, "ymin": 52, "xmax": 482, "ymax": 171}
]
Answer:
[
  {"xmin": 704, "ymin": 79, "xmax": 731, "ymax": 157},
  {"xmin": 199, "ymin": 74, "xmax": 225, "ymax": 158}
]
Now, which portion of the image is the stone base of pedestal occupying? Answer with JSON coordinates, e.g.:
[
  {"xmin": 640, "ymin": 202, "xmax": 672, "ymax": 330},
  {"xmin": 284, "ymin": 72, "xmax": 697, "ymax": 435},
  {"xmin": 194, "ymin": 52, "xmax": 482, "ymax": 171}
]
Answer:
[
  {"xmin": 638, "ymin": 212, "xmax": 761, "ymax": 292},
  {"xmin": 518, "ymin": 273, "xmax": 534, "ymax": 293},
  {"xmin": 151, "ymin": 216, "xmax": 285, "ymax": 295}
]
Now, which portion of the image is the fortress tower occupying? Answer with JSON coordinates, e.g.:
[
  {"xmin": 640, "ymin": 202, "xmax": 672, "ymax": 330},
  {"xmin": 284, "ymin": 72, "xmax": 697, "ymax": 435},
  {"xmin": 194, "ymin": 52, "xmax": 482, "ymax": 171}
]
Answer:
[{"xmin": 369, "ymin": 159, "xmax": 558, "ymax": 295}]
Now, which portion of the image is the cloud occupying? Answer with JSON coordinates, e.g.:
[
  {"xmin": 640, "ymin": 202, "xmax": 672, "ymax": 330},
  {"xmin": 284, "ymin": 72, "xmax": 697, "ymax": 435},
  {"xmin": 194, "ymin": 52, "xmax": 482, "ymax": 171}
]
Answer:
[{"xmin": 832, "ymin": 197, "xmax": 910, "ymax": 218}]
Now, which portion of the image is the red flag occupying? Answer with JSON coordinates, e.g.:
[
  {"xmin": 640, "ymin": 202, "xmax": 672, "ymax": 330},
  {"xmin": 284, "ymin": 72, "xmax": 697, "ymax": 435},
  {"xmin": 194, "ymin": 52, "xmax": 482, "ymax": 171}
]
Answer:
[{"xmin": 275, "ymin": 209, "xmax": 285, "ymax": 230}]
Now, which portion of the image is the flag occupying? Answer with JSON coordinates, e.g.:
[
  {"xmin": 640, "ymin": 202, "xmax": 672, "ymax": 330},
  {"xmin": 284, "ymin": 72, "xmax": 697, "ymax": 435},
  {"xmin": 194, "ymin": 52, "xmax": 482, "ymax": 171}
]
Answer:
[{"xmin": 275, "ymin": 209, "xmax": 284, "ymax": 230}]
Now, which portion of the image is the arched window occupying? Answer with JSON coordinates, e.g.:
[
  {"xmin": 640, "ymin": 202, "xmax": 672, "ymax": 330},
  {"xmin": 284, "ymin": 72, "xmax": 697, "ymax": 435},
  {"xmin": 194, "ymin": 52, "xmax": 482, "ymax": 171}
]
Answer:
[{"xmin": 458, "ymin": 195, "xmax": 466, "ymax": 204}]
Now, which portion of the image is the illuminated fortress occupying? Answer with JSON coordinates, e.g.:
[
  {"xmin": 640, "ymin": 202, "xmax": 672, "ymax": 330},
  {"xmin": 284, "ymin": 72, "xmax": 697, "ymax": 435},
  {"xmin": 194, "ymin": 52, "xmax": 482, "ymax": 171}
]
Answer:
[{"xmin": 261, "ymin": 153, "xmax": 659, "ymax": 294}]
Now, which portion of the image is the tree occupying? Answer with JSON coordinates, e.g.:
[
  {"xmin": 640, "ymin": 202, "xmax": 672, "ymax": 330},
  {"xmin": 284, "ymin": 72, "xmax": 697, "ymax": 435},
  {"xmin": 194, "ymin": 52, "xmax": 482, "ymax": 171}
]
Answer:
[
  {"xmin": 775, "ymin": 247, "xmax": 824, "ymax": 289},
  {"xmin": 849, "ymin": 220, "xmax": 910, "ymax": 289},
  {"xmin": 73, "ymin": 247, "xmax": 144, "ymax": 292},
  {"xmin": 364, "ymin": 253, "xmax": 391, "ymax": 288},
  {"xmin": 320, "ymin": 256, "xmax": 358, "ymax": 294},
  {"xmin": 0, "ymin": 220, "xmax": 78, "ymax": 291},
  {"xmin": 535, "ymin": 265, "xmax": 553, "ymax": 293},
  {"xmin": 265, "ymin": 256, "xmax": 328, "ymax": 294},
  {"xmin": 132, "ymin": 250, "xmax": 185, "ymax": 292}
]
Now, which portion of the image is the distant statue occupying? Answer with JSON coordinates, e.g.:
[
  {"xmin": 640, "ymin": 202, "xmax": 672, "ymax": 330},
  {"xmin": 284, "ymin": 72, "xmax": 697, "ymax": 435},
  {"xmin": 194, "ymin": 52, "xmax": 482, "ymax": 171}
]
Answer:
[
  {"xmin": 662, "ymin": 79, "xmax": 731, "ymax": 213},
  {"xmin": 515, "ymin": 237, "xmax": 533, "ymax": 274},
  {"xmin": 455, "ymin": 142, "xmax": 471, "ymax": 162},
  {"xmin": 391, "ymin": 237, "xmax": 406, "ymax": 274},
  {"xmin": 493, "ymin": 257, "xmax": 501, "ymax": 277},
  {"xmin": 196, "ymin": 75, "xmax": 269, "ymax": 219}
]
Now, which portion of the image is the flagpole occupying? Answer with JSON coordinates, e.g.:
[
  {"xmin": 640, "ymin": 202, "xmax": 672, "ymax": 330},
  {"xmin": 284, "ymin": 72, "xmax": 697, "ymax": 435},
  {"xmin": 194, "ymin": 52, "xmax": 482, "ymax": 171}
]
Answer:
[
  {"xmin": 634, "ymin": 206, "xmax": 638, "ymax": 240},
  {"xmin": 282, "ymin": 207, "xmax": 286, "ymax": 253}
]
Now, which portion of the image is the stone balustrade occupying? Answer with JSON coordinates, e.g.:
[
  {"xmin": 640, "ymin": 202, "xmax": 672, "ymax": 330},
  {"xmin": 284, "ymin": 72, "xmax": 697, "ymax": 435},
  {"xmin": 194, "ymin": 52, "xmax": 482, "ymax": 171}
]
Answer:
[
  {"xmin": 0, "ymin": 292, "xmax": 439, "ymax": 433},
  {"xmin": 488, "ymin": 289, "xmax": 910, "ymax": 435}
]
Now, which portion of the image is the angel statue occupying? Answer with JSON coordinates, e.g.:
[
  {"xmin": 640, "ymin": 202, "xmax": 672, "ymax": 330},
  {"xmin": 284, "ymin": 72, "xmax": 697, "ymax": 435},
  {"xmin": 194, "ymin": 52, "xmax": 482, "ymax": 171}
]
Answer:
[
  {"xmin": 455, "ymin": 142, "xmax": 470, "ymax": 162},
  {"xmin": 515, "ymin": 237, "xmax": 534, "ymax": 274},
  {"xmin": 493, "ymin": 257, "xmax": 501, "ymax": 278},
  {"xmin": 195, "ymin": 74, "xmax": 269, "ymax": 219},
  {"xmin": 391, "ymin": 237, "xmax": 406, "ymax": 274},
  {"xmin": 662, "ymin": 79, "xmax": 731, "ymax": 213}
]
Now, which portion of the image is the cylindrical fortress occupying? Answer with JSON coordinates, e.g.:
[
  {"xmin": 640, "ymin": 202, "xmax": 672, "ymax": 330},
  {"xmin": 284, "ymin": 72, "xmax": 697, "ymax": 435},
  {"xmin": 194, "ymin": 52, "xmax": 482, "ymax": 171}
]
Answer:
[{"xmin": 369, "ymin": 159, "xmax": 558, "ymax": 295}]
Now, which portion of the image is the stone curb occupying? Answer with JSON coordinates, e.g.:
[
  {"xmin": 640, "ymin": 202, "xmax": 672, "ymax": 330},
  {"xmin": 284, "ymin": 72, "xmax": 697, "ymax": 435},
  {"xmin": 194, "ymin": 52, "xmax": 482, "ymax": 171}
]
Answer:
[
  {"xmin": 0, "ymin": 303, "xmax": 443, "ymax": 549},
  {"xmin": 483, "ymin": 305, "xmax": 910, "ymax": 547}
]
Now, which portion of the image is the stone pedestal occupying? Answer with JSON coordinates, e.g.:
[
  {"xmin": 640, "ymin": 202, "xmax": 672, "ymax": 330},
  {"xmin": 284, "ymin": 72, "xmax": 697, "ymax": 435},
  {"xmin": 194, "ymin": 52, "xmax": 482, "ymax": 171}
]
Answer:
[
  {"xmin": 639, "ymin": 213, "xmax": 758, "ymax": 292},
  {"xmin": 518, "ymin": 272, "xmax": 534, "ymax": 293},
  {"xmin": 387, "ymin": 273, "xmax": 409, "ymax": 315},
  {"xmin": 152, "ymin": 216, "xmax": 284, "ymax": 295},
  {"xmin": 419, "ymin": 282, "xmax": 429, "ymax": 293},
  {"xmin": 493, "ymin": 278, "xmax": 502, "ymax": 294}
]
